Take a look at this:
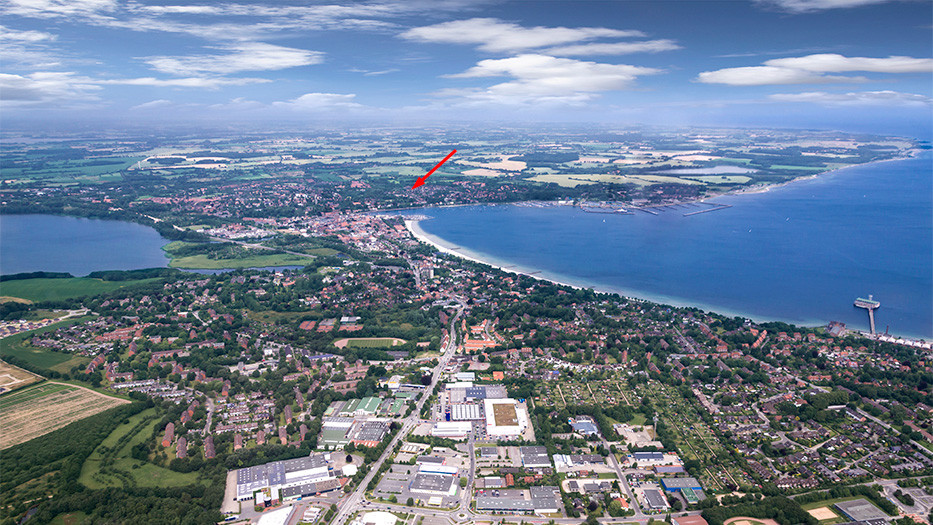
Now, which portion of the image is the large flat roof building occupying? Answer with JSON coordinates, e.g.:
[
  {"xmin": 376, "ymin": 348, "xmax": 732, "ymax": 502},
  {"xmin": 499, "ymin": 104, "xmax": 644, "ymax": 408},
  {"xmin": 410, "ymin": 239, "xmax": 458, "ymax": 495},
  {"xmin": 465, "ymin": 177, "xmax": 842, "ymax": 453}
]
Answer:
[
  {"xmin": 235, "ymin": 454, "xmax": 336, "ymax": 501},
  {"xmin": 484, "ymin": 398, "xmax": 530, "ymax": 438},
  {"xmin": 643, "ymin": 489, "xmax": 670, "ymax": 510}
]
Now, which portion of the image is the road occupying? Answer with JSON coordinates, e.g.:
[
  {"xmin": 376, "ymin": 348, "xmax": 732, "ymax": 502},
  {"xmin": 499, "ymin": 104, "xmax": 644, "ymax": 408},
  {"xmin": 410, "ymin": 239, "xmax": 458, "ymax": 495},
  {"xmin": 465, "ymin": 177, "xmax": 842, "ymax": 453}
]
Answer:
[
  {"xmin": 601, "ymin": 436, "xmax": 644, "ymax": 517},
  {"xmin": 331, "ymin": 301, "xmax": 464, "ymax": 525}
]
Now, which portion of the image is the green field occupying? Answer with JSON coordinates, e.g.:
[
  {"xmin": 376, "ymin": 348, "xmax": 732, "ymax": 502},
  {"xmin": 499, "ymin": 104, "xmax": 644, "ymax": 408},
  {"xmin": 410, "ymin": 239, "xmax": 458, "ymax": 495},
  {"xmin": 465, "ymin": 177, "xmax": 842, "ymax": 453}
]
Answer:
[
  {"xmin": 79, "ymin": 408, "xmax": 202, "ymax": 489},
  {"xmin": 0, "ymin": 277, "xmax": 160, "ymax": 302},
  {"xmin": 348, "ymin": 338, "xmax": 405, "ymax": 348},
  {"xmin": 0, "ymin": 318, "xmax": 93, "ymax": 373},
  {"xmin": 304, "ymin": 247, "xmax": 339, "ymax": 256},
  {"xmin": 168, "ymin": 252, "xmax": 310, "ymax": 269}
]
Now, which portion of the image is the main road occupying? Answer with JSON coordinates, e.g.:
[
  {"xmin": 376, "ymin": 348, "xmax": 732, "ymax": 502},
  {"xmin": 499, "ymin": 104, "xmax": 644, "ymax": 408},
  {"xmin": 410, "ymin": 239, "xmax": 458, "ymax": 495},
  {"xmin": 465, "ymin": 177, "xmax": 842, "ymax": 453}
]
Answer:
[{"xmin": 331, "ymin": 300, "xmax": 465, "ymax": 525}]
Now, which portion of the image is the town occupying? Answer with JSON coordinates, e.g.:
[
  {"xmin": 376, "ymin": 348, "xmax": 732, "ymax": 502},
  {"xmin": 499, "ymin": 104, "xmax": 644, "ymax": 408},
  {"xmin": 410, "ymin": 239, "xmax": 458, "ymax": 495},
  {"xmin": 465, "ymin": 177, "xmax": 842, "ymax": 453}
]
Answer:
[
  {"xmin": 2, "ymin": 205, "xmax": 932, "ymax": 525},
  {"xmin": 0, "ymin": 128, "xmax": 931, "ymax": 525}
]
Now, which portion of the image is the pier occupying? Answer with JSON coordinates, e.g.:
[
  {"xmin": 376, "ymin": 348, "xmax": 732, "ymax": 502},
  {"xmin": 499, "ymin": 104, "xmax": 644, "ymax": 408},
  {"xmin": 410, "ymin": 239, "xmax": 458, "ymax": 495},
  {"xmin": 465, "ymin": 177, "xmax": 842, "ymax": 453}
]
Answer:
[
  {"xmin": 854, "ymin": 295, "xmax": 880, "ymax": 334},
  {"xmin": 683, "ymin": 204, "xmax": 732, "ymax": 217}
]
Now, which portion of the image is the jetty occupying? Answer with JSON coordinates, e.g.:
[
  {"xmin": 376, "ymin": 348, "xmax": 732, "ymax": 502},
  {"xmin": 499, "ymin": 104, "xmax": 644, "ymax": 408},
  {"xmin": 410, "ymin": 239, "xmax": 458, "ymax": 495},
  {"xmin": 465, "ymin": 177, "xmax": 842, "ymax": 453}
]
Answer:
[
  {"xmin": 683, "ymin": 204, "xmax": 732, "ymax": 217},
  {"xmin": 854, "ymin": 295, "xmax": 880, "ymax": 334}
]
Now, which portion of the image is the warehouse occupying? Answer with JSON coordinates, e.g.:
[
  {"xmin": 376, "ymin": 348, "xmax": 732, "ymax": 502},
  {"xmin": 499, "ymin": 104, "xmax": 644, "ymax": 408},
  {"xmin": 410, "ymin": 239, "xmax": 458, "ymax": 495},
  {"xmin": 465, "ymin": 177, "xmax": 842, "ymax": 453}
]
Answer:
[
  {"xmin": 520, "ymin": 446, "xmax": 552, "ymax": 468},
  {"xmin": 660, "ymin": 477, "xmax": 702, "ymax": 492},
  {"xmin": 431, "ymin": 421, "xmax": 472, "ymax": 438},
  {"xmin": 451, "ymin": 403, "xmax": 482, "ymax": 421},
  {"xmin": 474, "ymin": 487, "xmax": 561, "ymax": 514},
  {"xmin": 643, "ymin": 489, "xmax": 670, "ymax": 510},
  {"xmin": 409, "ymin": 472, "xmax": 457, "ymax": 496},
  {"xmin": 235, "ymin": 454, "xmax": 335, "ymax": 501},
  {"xmin": 351, "ymin": 421, "xmax": 388, "ymax": 447},
  {"xmin": 484, "ymin": 398, "xmax": 530, "ymax": 437}
]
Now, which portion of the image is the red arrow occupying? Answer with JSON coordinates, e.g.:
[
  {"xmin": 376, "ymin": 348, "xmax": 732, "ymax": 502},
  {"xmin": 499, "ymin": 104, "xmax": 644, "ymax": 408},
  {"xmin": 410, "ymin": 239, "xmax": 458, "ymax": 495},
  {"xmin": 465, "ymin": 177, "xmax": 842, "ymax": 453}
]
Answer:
[{"xmin": 412, "ymin": 149, "xmax": 456, "ymax": 189}]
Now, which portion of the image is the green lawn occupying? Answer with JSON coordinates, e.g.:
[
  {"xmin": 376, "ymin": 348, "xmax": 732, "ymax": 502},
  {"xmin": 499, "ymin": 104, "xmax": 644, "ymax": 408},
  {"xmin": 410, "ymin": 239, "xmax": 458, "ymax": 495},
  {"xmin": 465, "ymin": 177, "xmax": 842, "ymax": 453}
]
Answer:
[
  {"xmin": 628, "ymin": 413, "xmax": 647, "ymax": 426},
  {"xmin": 79, "ymin": 408, "xmax": 202, "ymax": 489},
  {"xmin": 0, "ymin": 277, "xmax": 160, "ymax": 302},
  {"xmin": 168, "ymin": 252, "xmax": 310, "ymax": 269}
]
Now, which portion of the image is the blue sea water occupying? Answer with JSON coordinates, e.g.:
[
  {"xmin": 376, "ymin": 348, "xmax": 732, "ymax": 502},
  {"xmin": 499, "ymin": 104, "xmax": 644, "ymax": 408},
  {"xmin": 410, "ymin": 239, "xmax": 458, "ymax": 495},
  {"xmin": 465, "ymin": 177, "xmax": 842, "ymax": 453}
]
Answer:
[
  {"xmin": 416, "ymin": 154, "xmax": 933, "ymax": 339},
  {"xmin": 0, "ymin": 214, "xmax": 170, "ymax": 276}
]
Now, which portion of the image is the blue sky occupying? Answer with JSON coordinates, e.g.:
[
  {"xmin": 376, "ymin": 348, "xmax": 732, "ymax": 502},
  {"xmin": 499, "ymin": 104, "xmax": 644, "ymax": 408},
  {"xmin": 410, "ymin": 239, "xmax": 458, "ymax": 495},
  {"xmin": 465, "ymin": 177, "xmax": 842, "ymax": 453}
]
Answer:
[{"xmin": 1, "ymin": 0, "xmax": 931, "ymax": 133}]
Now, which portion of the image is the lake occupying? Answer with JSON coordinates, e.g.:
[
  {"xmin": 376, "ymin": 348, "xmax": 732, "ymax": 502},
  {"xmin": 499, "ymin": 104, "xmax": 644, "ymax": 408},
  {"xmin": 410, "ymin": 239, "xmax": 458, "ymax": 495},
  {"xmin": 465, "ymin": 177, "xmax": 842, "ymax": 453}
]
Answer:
[
  {"xmin": 0, "ymin": 215, "xmax": 170, "ymax": 276},
  {"xmin": 414, "ymin": 154, "xmax": 933, "ymax": 339}
]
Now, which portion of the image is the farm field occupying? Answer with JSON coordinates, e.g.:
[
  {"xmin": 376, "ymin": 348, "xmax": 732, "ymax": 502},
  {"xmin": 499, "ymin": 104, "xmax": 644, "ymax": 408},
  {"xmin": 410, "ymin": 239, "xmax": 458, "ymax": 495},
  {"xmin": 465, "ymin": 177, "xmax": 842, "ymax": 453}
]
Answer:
[
  {"xmin": 0, "ymin": 382, "xmax": 129, "ymax": 449},
  {"xmin": 334, "ymin": 337, "xmax": 407, "ymax": 349},
  {"xmin": 0, "ymin": 359, "xmax": 43, "ymax": 394},
  {"xmin": 0, "ymin": 277, "xmax": 159, "ymax": 302},
  {"xmin": 79, "ymin": 408, "xmax": 202, "ymax": 489}
]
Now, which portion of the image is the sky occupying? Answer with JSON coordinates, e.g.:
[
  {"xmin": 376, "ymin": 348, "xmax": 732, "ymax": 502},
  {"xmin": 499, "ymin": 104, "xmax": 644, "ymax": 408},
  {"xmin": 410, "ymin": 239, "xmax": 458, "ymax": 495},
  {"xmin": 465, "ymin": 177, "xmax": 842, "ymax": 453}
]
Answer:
[{"xmin": 1, "ymin": 0, "xmax": 931, "ymax": 134}]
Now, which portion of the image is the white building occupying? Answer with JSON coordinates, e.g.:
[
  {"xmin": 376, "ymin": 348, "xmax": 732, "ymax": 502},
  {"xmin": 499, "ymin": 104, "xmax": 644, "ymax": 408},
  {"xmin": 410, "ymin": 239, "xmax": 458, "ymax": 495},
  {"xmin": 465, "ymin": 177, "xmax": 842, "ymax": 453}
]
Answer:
[{"xmin": 484, "ymin": 398, "xmax": 530, "ymax": 438}]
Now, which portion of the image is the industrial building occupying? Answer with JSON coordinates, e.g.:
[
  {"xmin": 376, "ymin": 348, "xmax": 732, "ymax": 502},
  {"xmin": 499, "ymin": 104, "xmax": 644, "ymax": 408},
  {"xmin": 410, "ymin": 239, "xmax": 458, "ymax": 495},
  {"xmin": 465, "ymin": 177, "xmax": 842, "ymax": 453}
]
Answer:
[
  {"xmin": 569, "ymin": 417, "xmax": 600, "ymax": 436},
  {"xmin": 409, "ymin": 464, "xmax": 458, "ymax": 496},
  {"xmin": 484, "ymin": 398, "xmax": 530, "ymax": 438},
  {"xmin": 474, "ymin": 487, "xmax": 561, "ymax": 514},
  {"xmin": 660, "ymin": 477, "xmax": 702, "ymax": 491},
  {"xmin": 450, "ymin": 403, "xmax": 482, "ymax": 421},
  {"xmin": 643, "ymin": 489, "xmax": 670, "ymax": 510},
  {"xmin": 235, "ymin": 454, "xmax": 339, "ymax": 502},
  {"xmin": 519, "ymin": 446, "xmax": 552, "ymax": 468},
  {"xmin": 431, "ymin": 421, "xmax": 472, "ymax": 438}
]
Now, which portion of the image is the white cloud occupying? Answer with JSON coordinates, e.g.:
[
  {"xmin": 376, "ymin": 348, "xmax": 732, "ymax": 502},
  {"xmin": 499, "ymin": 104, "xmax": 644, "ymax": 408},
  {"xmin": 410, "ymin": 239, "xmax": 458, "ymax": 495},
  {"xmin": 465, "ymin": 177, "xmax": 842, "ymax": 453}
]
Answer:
[
  {"xmin": 98, "ymin": 76, "xmax": 269, "ymax": 88},
  {"xmin": 2, "ymin": 0, "xmax": 115, "ymax": 18},
  {"xmin": 401, "ymin": 18, "xmax": 643, "ymax": 53},
  {"xmin": 144, "ymin": 43, "xmax": 323, "ymax": 76},
  {"xmin": 764, "ymin": 54, "xmax": 933, "ymax": 73},
  {"xmin": 756, "ymin": 0, "xmax": 899, "ymax": 12},
  {"xmin": 769, "ymin": 90, "xmax": 932, "ymax": 105},
  {"xmin": 0, "ymin": 26, "xmax": 56, "ymax": 42},
  {"xmin": 130, "ymin": 99, "xmax": 173, "ymax": 110},
  {"xmin": 545, "ymin": 39, "xmax": 681, "ymax": 56},
  {"xmin": 0, "ymin": 26, "xmax": 61, "ymax": 68},
  {"xmin": 349, "ymin": 67, "xmax": 400, "ymax": 76},
  {"xmin": 696, "ymin": 66, "xmax": 864, "ymax": 85},
  {"xmin": 272, "ymin": 92, "xmax": 364, "ymax": 110},
  {"xmin": 0, "ymin": 71, "xmax": 100, "ymax": 104},
  {"xmin": 697, "ymin": 53, "xmax": 931, "ymax": 85},
  {"xmin": 442, "ymin": 54, "xmax": 658, "ymax": 105}
]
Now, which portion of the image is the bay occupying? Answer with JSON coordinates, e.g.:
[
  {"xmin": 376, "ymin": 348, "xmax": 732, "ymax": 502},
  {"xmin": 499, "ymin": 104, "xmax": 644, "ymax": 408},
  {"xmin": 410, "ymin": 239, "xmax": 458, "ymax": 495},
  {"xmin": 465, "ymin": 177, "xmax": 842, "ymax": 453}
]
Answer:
[
  {"xmin": 414, "ymin": 154, "xmax": 933, "ymax": 339},
  {"xmin": 0, "ymin": 214, "xmax": 170, "ymax": 277}
]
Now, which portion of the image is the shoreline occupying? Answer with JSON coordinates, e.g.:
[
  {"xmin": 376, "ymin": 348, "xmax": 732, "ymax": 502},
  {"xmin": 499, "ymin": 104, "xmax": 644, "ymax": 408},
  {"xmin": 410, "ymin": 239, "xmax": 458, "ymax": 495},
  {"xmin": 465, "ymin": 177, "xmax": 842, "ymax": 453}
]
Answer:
[
  {"xmin": 403, "ymin": 218, "xmax": 832, "ymax": 330},
  {"xmin": 401, "ymin": 152, "xmax": 931, "ymax": 341}
]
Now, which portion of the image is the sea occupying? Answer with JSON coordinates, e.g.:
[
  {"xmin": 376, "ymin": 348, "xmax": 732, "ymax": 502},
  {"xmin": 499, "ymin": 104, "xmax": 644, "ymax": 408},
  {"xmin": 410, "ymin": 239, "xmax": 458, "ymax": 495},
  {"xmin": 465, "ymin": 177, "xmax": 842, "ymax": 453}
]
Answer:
[{"xmin": 413, "ymin": 153, "xmax": 933, "ymax": 339}]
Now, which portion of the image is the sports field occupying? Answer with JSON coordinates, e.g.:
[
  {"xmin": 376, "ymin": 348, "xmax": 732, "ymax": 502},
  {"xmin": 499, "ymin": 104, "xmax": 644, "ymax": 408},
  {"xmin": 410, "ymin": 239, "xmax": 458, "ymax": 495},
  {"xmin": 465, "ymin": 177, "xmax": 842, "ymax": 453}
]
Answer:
[
  {"xmin": 0, "ymin": 382, "xmax": 129, "ymax": 449},
  {"xmin": 334, "ymin": 337, "xmax": 406, "ymax": 349},
  {"xmin": 807, "ymin": 507, "xmax": 840, "ymax": 521}
]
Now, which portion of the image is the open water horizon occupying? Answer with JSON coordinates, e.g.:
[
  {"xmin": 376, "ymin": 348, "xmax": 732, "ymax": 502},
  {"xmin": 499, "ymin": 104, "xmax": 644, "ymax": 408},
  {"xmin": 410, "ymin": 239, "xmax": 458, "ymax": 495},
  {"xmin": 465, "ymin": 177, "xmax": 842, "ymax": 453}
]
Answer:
[{"xmin": 416, "ymin": 153, "xmax": 933, "ymax": 339}]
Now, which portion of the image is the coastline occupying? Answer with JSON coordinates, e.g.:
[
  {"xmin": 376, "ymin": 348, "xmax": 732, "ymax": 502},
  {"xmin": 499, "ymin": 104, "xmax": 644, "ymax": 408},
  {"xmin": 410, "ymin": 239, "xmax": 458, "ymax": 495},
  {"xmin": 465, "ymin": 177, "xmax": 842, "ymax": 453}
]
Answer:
[
  {"xmin": 403, "ymin": 218, "xmax": 830, "ymax": 328},
  {"xmin": 401, "ymin": 151, "xmax": 931, "ymax": 340}
]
